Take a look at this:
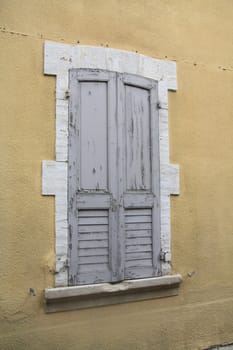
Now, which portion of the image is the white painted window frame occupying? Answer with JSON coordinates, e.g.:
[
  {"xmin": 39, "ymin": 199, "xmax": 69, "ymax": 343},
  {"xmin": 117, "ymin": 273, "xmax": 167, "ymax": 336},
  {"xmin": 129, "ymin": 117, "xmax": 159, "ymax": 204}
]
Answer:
[{"xmin": 42, "ymin": 41, "xmax": 179, "ymax": 288}]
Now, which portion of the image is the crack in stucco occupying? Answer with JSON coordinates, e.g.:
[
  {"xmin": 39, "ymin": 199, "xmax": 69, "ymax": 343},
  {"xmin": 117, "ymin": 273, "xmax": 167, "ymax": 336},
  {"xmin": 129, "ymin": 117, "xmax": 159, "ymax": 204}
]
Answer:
[
  {"xmin": 0, "ymin": 26, "xmax": 29, "ymax": 37},
  {"xmin": 1, "ymin": 26, "xmax": 233, "ymax": 73}
]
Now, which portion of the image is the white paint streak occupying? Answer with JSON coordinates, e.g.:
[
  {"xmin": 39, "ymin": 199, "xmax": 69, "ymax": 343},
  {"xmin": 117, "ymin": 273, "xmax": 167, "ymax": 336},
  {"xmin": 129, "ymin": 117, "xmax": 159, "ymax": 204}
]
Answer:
[
  {"xmin": 42, "ymin": 41, "xmax": 179, "ymax": 286},
  {"xmin": 42, "ymin": 160, "xmax": 68, "ymax": 286}
]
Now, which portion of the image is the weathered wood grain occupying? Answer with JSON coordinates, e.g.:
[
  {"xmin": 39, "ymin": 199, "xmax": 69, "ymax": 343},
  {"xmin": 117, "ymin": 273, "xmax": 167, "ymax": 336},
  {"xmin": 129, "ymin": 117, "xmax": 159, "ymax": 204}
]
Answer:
[
  {"xmin": 79, "ymin": 81, "xmax": 108, "ymax": 190},
  {"xmin": 125, "ymin": 84, "xmax": 151, "ymax": 191}
]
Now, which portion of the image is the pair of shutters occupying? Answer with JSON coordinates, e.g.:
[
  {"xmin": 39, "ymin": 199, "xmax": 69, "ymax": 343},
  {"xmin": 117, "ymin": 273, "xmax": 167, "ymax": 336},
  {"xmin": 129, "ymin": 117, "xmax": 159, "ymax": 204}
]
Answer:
[{"xmin": 68, "ymin": 69, "xmax": 160, "ymax": 285}]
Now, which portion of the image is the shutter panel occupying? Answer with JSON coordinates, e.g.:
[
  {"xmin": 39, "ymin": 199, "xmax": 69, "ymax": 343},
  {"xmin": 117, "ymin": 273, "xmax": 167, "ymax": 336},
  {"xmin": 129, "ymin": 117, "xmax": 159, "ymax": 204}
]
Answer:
[
  {"xmin": 68, "ymin": 69, "xmax": 119, "ymax": 285},
  {"xmin": 117, "ymin": 73, "xmax": 161, "ymax": 279}
]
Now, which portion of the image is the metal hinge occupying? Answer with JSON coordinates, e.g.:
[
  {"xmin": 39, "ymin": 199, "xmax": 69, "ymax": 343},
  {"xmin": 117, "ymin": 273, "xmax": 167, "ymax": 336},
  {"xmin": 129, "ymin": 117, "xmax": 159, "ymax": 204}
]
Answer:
[
  {"xmin": 160, "ymin": 251, "xmax": 171, "ymax": 262},
  {"xmin": 64, "ymin": 258, "xmax": 70, "ymax": 268},
  {"xmin": 65, "ymin": 90, "xmax": 70, "ymax": 99}
]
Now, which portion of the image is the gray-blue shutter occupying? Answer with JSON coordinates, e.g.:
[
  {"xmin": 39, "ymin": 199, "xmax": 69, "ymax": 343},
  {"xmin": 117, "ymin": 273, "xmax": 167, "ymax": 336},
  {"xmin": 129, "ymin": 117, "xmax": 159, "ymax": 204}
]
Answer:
[
  {"xmin": 117, "ymin": 73, "xmax": 161, "ymax": 279},
  {"xmin": 68, "ymin": 69, "xmax": 160, "ymax": 286},
  {"xmin": 68, "ymin": 69, "xmax": 119, "ymax": 285}
]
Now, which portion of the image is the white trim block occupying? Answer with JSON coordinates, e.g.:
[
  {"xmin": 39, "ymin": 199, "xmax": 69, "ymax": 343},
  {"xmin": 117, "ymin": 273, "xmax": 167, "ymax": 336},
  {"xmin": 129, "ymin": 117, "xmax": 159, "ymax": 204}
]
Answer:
[{"xmin": 44, "ymin": 41, "xmax": 177, "ymax": 91}]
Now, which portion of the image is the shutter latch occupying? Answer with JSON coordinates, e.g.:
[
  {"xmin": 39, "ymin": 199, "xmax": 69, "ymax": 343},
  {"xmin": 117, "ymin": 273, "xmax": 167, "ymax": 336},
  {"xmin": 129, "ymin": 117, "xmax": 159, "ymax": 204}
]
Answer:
[{"xmin": 160, "ymin": 250, "xmax": 171, "ymax": 262}]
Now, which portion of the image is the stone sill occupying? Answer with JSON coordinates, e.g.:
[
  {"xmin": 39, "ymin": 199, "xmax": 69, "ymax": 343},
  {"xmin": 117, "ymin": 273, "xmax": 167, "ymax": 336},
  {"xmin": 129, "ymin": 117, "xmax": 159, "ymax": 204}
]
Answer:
[{"xmin": 45, "ymin": 274, "xmax": 182, "ymax": 313}]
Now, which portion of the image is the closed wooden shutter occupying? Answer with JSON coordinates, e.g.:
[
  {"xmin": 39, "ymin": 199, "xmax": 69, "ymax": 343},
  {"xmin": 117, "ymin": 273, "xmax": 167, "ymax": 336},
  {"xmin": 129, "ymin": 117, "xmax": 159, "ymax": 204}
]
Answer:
[
  {"xmin": 68, "ymin": 69, "xmax": 119, "ymax": 285},
  {"xmin": 68, "ymin": 69, "xmax": 160, "ymax": 285},
  {"xmin": 117, "ymin": 73, "xmax": 161, "ymax": 279}
]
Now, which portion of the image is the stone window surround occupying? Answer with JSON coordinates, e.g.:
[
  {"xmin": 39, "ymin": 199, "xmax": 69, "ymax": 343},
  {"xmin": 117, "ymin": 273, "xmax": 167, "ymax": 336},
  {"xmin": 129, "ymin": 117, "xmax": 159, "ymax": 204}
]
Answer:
[{"xmin": 42, "ymin": 41, "xmax": 181, "ymax": 311}]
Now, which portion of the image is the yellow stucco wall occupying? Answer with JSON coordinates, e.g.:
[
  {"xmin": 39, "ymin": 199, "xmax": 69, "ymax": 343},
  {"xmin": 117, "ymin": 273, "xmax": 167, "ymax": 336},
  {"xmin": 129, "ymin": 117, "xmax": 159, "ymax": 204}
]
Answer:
[{"xmin": 1, "ymin": 1, "xmax": 233, "ymax": 349}]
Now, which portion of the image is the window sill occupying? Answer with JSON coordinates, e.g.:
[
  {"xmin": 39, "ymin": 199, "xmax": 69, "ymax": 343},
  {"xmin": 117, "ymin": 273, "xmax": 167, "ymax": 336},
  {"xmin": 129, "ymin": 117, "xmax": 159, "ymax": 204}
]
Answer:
[{"xmin": 44, "ymin": 274, "xmax": 182, "ymax": 312}]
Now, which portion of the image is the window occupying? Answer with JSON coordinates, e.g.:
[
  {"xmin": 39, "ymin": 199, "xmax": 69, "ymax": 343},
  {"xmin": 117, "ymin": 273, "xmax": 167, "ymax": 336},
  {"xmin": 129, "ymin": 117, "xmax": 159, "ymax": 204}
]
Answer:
[{"xmin": 42, "ymin": 41, "xmax": 181, "ymax": 311}]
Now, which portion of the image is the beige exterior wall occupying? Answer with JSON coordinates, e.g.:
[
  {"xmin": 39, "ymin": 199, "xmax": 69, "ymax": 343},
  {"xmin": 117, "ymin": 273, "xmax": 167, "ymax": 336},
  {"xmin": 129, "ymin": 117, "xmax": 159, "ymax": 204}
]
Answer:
[{"xmin": 1, "ymin": 1, "xmax": 233, "ymax": 349}]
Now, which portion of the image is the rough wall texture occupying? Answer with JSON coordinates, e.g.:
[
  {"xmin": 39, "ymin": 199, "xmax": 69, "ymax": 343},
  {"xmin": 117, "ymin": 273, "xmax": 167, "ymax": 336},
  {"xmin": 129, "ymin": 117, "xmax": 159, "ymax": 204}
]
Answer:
[{"xmin": 0, "ymin": 1, "xmax": 233, "ymax": 349}]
